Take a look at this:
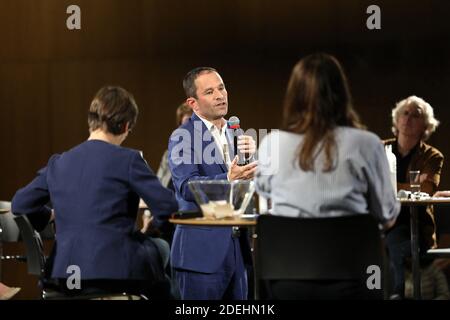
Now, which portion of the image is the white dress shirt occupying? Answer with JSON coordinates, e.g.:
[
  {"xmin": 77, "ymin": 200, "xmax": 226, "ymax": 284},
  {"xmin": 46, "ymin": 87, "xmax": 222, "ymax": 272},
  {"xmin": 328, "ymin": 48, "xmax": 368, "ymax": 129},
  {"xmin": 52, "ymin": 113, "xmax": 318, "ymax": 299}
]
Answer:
[{"xmin": 196, "ymin": 113, "xmax": 232, "ymax": 169}]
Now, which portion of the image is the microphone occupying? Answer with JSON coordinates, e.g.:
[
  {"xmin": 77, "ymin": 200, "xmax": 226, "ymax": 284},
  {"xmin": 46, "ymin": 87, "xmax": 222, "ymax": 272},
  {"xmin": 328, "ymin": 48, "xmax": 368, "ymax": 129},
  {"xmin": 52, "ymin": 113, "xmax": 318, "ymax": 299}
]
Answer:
[
  {"xmin": 227, "ymin": 116, "xmax": 240, "ymax": 130},
  {"xmin": 227, "ymin": 116, "xmax": 249, "ymax": 166}
]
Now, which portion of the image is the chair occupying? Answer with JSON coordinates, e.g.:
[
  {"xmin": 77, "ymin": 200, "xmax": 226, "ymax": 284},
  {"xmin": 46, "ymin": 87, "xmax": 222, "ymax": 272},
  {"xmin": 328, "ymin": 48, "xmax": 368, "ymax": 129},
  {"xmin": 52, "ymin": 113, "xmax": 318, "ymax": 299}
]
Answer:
[
  {"xmin": 0, "ymin": 201, "xmax": 54, "ymax": 242},
  {"xmin": 14, "ymin": 215, "xmax": 142, "ymax": 300},
  {"xmin": 426, "ymin": 207, "xmax": 450, "ymax": 258},
  {"xmin": 0, "ymin": 201, "xmax": 20, "ymax": 242},
  {"xmin": 254, "ymin": 214, "xmax": 385, "ymax": 300},
  {"xmin": 0, "ymin": 201, "xmax": 24, "ymax": 281}
]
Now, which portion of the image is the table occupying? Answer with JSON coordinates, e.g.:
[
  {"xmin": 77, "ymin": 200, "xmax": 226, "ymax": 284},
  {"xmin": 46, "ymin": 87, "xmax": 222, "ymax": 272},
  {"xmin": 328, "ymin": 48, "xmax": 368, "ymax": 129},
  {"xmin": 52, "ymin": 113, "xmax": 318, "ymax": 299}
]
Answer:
[
  {"xmin": 170, "ymin": 214, "xmax": 258, "ymax": 298},
  {"xmin": 169, "ymin": 216, "xmax": 257, "ymax": 227},
  {"xmin": 400, "ymin": 198, "xmax": 450, "ymax": 300}
]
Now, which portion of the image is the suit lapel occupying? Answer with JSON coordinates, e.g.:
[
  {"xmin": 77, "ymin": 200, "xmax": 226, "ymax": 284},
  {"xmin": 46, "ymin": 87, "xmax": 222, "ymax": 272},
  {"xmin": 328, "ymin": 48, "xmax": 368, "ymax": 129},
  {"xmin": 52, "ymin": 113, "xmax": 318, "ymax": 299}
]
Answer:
[{"xmin": 191, "ymin": 113, "xmax": 228, "ymax": 173}]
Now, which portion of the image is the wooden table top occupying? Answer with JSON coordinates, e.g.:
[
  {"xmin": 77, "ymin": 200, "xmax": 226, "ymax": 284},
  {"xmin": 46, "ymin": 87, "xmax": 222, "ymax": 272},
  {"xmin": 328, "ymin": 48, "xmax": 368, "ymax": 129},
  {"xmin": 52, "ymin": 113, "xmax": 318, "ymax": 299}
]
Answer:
[{"xmin": 169, "ymin": 216, "xmax": 257, "ymax": 226}]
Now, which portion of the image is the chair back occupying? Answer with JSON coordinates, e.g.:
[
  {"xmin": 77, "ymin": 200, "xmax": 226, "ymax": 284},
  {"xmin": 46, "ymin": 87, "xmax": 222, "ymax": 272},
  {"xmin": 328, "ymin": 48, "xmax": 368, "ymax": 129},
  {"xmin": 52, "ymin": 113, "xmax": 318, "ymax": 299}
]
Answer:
[
  {"xmin": 254, "ymin": 214, "xmax": 384, "ymax": 299},
  {"xmin": 0, "ymin": 201, "xmax": 20, "ymax": 242},
  {"xmin": 14, "ymin": 216, "xmax": 145, "ymax": 300},
  {"xmin": 426, "ymin": 206, "xmax": 450, "ymax": 258},
  {"xmin": 14, "ymin": 215, "xmax": 46, "ymax": 276}
]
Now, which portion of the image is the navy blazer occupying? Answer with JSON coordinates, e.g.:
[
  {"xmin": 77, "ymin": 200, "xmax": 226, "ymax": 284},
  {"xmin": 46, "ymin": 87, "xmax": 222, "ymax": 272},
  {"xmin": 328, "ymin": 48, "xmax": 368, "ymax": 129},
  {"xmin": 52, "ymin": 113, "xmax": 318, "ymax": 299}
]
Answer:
[
  {"xmin": 12, "ymin": 140, "xmax": 178, "ymax": 280},
  {"xmin": 168, "ymin": 113, "xmax": 248, "ymax": 273}
]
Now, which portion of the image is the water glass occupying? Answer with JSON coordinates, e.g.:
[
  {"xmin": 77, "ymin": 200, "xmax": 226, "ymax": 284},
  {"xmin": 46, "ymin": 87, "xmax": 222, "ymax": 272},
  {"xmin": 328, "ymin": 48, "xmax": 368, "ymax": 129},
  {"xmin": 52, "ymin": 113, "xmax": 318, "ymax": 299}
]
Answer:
[{"xmin": 409, "ymin": 170, "xmax": 421, "ymax": 200}]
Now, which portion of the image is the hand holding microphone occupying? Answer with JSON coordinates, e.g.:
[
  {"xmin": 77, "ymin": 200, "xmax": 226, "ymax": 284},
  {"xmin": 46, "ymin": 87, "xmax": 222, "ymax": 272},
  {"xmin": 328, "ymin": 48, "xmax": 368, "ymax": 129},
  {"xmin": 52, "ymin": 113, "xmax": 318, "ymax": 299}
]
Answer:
[
  {"xmin": 237, "ymin": 135, "xmax": 256, "ymax": 158},
  {"xmin": 226, "ymin": 115, "xmax": 257, "ymax": 180},
  {"xmin": 227, "ymin": 116, "xmax": 256, "ymax": 166}
]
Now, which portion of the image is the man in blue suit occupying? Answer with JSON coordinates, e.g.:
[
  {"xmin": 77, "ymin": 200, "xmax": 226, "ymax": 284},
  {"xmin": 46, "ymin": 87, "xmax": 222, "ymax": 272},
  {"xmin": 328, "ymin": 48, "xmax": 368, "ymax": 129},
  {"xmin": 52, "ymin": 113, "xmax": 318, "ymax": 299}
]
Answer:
[
  {"xmin": 12, "ymin": 86, "xmax": 178, "ymax": 298},
  {"xmin": 168, "ymin": 67, "xmax": 257, "ymax": 300}
]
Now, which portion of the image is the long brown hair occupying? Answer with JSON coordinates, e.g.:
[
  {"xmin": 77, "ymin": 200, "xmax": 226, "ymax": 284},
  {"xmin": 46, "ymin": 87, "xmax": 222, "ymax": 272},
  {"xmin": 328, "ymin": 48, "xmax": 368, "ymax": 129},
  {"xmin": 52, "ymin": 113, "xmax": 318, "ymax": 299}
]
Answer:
[{"xmin": 282, "ymin": 53, "xmax": 364, "ymax": 172}]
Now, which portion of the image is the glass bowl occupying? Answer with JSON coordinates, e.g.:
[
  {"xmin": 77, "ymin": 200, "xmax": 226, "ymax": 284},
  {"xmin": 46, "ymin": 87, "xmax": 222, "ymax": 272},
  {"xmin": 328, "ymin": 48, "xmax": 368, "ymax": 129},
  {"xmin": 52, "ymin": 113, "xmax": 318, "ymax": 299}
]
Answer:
[{"xmin": 188, "ymin": 180, "xmax": 255, "ymax": 219}]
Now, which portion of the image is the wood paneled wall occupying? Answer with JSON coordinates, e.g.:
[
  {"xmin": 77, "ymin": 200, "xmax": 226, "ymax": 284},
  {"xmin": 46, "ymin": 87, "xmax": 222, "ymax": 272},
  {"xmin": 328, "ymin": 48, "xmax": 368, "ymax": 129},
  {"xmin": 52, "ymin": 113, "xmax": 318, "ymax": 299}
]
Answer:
[{"xmin": 1, "ymin": 0, "xmax": 450, "ymax": 201}]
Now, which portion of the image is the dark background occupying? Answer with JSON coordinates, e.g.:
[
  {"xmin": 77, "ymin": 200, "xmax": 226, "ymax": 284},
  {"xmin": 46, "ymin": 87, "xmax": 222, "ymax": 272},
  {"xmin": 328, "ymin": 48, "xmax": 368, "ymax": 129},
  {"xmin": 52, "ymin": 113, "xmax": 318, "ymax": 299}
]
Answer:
[{"xmin": 1, "ymin": 0, "xmax": 450, "ymax": 199}]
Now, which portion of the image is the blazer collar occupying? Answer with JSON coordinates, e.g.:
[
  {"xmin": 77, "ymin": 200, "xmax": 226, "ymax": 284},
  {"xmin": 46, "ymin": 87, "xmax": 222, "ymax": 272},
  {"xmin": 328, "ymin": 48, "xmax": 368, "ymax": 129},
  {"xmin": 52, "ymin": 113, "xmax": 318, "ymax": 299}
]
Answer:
[{"xmin": 190, "ymin": 113, "xmax": 229, "ymax": 173}]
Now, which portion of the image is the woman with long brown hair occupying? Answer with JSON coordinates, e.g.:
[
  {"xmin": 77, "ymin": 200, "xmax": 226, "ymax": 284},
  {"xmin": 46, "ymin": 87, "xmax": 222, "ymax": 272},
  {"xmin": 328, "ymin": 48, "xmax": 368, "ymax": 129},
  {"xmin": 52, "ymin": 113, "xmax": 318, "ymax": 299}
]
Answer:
[{"xmin": 255, "ymin": 53, "xmax": 399, "ymax": 299}]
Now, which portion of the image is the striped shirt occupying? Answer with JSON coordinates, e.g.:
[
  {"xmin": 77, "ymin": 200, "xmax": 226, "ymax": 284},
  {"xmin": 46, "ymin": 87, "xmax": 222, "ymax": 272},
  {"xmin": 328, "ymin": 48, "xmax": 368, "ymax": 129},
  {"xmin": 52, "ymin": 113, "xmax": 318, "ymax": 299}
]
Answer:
[{"xmin": 255, "ymin": 127, "xmax": 399, "ymax": 224}]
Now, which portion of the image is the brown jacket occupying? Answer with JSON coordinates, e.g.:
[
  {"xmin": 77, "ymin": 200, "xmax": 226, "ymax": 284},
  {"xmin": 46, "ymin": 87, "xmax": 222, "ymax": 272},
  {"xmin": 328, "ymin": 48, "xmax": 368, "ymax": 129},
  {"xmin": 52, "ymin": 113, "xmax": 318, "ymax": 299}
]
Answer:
[{"xmin": 384, "ymin": 138, "xmax": 444, "ymax": 248}]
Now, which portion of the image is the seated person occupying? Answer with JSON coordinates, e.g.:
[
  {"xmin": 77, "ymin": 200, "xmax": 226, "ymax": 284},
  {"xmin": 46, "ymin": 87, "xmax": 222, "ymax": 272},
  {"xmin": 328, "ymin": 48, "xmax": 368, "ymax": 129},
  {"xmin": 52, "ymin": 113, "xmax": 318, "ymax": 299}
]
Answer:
[
  {"xmin": 12, "ymin": 86, "xmax": 178, "ymax": 298},
  {"xmin": 384, "ymin": 96, "xmax": 443, "ymax": 298},
  {"xmin": 255, "ymin": 53, "xmax": 399, "ymax": 299},
  {"xmin": 404, "ymin": 257, "xmax": 450, "ymax": 300}
]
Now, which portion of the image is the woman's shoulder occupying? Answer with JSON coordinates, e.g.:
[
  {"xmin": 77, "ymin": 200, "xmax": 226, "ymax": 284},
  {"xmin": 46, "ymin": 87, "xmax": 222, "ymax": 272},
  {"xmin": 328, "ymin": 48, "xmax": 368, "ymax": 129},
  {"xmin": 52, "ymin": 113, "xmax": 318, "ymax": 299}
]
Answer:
[
  {"xmin": 257, "ymin": 131, "xmax": 300, "ymax": 158},
  {"xmin": 337, "ymin": 127, "xmax": 383, "ymax": 147},
  {"xmin": 259, "ymin": 130, "xmax": 303, "ymax": 148},
  {"xmin": 266, "ymin": 129, "xmax": 302, "ymax": 140},
  {"xmin": 262, "ymin": 128, "xmax": 383, "ymax": 149}
]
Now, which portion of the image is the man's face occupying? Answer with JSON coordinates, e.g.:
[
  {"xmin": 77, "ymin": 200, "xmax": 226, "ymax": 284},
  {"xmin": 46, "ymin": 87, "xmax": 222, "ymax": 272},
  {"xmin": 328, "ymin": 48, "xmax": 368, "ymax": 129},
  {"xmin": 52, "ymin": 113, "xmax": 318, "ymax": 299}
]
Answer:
[
  {"xmin": 188, "ymin": 71, "xmax": 228, "ymax": 121},
  {"xmin": 396, "ymin": 103, "xmax": 426, "ymax": 139}
]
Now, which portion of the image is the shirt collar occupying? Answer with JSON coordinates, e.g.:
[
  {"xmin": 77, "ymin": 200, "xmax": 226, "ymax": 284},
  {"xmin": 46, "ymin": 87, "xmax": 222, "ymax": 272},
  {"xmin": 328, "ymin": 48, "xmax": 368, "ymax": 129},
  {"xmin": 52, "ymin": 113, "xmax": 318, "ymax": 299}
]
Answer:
[
  {"xmin": 195, "ymin": 113, "xmax": 227, "ymax": 135},
  {"xmin": 393, "ymin": 139, "xmax": 421, "ymax": 159}
]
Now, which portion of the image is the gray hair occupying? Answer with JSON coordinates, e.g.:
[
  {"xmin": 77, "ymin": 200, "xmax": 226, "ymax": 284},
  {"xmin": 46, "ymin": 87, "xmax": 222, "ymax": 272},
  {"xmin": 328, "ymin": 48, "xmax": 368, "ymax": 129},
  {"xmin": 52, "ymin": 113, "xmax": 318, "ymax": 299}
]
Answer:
[{"xmin": 391, "ymin": 95, "xmax": 439, "ymax": 140}]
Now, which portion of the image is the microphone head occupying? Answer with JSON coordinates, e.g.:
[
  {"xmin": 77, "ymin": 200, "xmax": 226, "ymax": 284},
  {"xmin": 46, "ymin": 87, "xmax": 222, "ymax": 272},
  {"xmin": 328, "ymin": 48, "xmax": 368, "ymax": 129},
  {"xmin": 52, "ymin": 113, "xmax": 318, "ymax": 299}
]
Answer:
[{"xmin": 227, "ymin": 116, "xmax": 240, "ymax": 129}]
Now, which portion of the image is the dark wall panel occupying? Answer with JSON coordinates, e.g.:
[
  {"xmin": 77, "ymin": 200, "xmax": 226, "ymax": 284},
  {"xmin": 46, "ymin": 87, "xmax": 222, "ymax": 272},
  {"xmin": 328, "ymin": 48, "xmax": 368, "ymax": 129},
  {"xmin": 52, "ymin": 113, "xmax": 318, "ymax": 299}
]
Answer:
[{"xmin": 1, "ymin": 0, "xmax": 450, "ymax": 200}]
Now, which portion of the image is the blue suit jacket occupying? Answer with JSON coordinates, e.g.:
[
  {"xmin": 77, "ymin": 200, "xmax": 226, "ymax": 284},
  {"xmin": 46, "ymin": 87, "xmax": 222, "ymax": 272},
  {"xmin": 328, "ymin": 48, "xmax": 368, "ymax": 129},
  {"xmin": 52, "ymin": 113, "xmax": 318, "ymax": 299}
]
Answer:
[
  {"xmin": 168, "ymin": 113, "xmax": 250, "ymax": 273},
  {"xmin": 12, "ymin": 140, "xmax": 178, "ymax": 280}
]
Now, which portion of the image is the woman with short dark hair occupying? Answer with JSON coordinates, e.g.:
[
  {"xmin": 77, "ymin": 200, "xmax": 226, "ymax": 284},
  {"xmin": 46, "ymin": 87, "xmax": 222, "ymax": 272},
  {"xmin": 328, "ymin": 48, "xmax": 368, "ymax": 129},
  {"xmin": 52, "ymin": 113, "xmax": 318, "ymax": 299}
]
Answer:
[{"xmin": 12, "ymin": 86, "xmax": 178, "ymax": 298}]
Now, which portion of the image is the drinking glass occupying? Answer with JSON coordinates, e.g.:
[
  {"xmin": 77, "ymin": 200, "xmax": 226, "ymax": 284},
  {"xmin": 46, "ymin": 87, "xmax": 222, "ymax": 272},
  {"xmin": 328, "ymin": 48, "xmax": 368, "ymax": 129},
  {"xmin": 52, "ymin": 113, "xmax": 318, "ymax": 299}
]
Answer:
[{"xmin": 409, "ymin": 170, "xmax": 421, "ymax": 200}]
